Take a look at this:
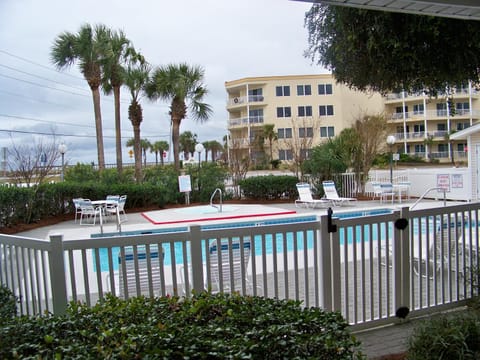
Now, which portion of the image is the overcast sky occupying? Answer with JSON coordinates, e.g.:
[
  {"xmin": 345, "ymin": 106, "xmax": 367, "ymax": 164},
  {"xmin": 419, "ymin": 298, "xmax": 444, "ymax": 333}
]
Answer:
[{"xmin": 0, "ymin": 0, "xmax": 325, "ymax": 166}]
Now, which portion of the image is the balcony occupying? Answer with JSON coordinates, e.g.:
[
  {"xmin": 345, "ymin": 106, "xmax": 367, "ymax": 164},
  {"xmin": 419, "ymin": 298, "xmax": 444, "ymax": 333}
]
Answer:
[
  {"xmin": 387, "ymin": 109, "xmax": 480, "ymax": 122},
  {"xmin": 228, "ymin": 116, "xmax": 264, "ymax": 128},
  {"xmin": 228, "ymin": 95, "xmax": 265, "ymax": 107}
]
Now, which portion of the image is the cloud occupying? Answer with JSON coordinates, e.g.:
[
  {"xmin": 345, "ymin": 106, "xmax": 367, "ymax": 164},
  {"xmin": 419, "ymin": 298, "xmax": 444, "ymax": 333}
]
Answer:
[{"xmin": 0, "ymin": 0, "xmax": 320, "ymax": 165}]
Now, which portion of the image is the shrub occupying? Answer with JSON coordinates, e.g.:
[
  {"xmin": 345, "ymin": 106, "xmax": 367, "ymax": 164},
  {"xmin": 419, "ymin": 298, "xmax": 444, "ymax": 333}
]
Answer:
[
  {"xmin": 239, "ymin": 175, "xmax": 298, "ymax": 200},
  {"xmin": 407, "ymin": 310, "xmax": 480, "ymax": 359},
  {"xmin": 0, "ymin": 286, "xmax": 17, "ymax": 326},
  {"xmin": 0, "ymin": 292, "xmax": 363, "ymax": 359}
]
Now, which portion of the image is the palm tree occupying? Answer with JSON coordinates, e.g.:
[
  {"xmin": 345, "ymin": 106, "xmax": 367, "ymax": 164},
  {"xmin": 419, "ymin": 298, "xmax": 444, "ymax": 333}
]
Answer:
[
  {"xmin": 262, "ymin": 124, "xmax": 278, "ymax": 168},
  {"xmin": 140, "ymin": 139, "xmax": 152, "ymax": 167},
  {"xmin": 146, "ymin": 63, "xmax": 212, "ymax": 170},
  {"xmin": 124, "ymin": 60, "xmax": 150, "ymax": 182},
  {"xmin": 101, "ymin": 28, "xmax": 136, "ymax": 174},
  {"xmin": 51, "ymin": 23, "xmax": 109, "ymax": 171},
  {"xmin": 209, "ymin": 140, "xmax": 223, "ymax": 162},
  {"xmin": 150, "ymin": 140, "xmax": 169, "ymax": 166},
  {"xmin": 179, "ymin": 131, "xmax": 197, "ymax": 160}
]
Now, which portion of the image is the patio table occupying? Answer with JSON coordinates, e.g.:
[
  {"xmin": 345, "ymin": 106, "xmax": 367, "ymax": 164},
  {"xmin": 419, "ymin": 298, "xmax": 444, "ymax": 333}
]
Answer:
[{"xmin": 91, "ymin": 199, "xmax": 120, "ymax": 233}]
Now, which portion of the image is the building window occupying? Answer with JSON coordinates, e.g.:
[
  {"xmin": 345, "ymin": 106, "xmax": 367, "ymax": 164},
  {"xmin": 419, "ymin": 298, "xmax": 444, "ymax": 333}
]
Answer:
[
  {"xmin": 248, "ymin": 88, "xmax": 263, "ymax": 102},
  {"xmin": 297, "ymin": 84, "xmax": 312, "ymax": 96},
  {"xmin": 278, "ymin": 128, "xmax": 292, "ymax": 139},
  {"xmin": 297, "ymin": 106, "xmax": 312, "ymax": 117},
  {"xmin": 276, "ymin": 86, "xmax": 290, "ymax": 96},
  {"xmin": 249, "ymin": 109, "xmax": 263, "ymax": 124},
  {"xmin": 276, "ymin": 106, "xmax": 291, "ymax": 118},
  {"xmin": 318, "ymin": 84, "xmax": 333, "ymax": 95},
  {"xmin": 457, "ymin": 143, "xmax": 467, "ymax": 152},
  {"xmin": 299, "ymin": 127, "xmax": 313, "ymax": 138},
  {"xmin": 456, "ymin": 102, "xmax": 470, "ymax": 115},
  {"xmin": 278, "ymin": 149, "xmax": 293, "ymax": 161},
  {"xmin": 319, "ymin": 105, "xmax": 334, "ymax": 116},
  {"xmin": 436, "ymin": 103, "xmax": 447, "ymax": 116},
  {"xmin": 414, "ymin": 144, "xmax": 425, "ymax": 153},
  {"xmin": 457, "ymin": 122, "xmax": 470, "ymax": 130},
  {"xmin": 320, "ymin": 126, "xmax": 335, "ymax": 138},
  {"xmin": 300, "ymin": 148, "xmax": 311, "ymax": 160},
  {"xmin": 413, "ymin": 104, "xmax": 424, "ymax": 115}
]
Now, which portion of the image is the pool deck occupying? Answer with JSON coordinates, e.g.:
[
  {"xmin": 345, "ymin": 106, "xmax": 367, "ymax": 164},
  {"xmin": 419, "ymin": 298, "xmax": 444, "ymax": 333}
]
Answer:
[
  {"xmin": 12, "ymin": 198, "xmax": 463, "ymax": 359},
  {"xmin": 15, "ymin": 198, "xmax": 455, "ymax": 241}
]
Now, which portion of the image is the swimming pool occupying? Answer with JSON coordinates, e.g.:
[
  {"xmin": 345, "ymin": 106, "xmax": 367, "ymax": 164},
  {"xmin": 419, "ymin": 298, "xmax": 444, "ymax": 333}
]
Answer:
[{"xmin": 93, "ymin": 208, "xmax": 394, "ymax": 272}]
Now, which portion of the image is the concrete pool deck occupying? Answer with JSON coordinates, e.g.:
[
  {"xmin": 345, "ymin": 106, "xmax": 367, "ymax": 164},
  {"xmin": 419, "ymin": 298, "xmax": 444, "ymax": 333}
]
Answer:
[{"xmin": 15, "ymin": 198, "xmax": 459, "ymax": 241}]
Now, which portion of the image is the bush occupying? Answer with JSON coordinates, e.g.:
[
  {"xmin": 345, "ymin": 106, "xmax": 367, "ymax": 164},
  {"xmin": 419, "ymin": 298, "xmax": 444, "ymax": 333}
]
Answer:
[
  {"xmin": 0, "ymin": 286, "xmax": 17, "ymax": 326},
  {"xmin": 239, "ymin": 175, "xmax": 298, "ymax": 200},
  {"xmin": 0, "ymin": 292, "xmax": 363, "ymax": 359},
  {"xmin": 407, "ymin": 310, "xmax": 480, "ymax": 359}
]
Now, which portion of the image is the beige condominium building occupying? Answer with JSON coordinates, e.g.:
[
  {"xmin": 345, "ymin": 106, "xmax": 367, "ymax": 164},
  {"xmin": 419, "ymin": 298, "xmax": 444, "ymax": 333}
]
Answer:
[
  {"xmin": 384, "ymin": 82, "xmax": 478, "ymax": 163},
  {"xmin": 225, "ymin": 74, "xmax": 383, "ymax": 166}
]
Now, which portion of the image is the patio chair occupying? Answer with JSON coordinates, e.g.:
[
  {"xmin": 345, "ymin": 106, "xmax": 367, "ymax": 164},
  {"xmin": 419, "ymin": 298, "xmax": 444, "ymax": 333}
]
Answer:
[
  {"xmin": 376, "ymin": 182, "xmax": 395, "ymax": 203},
  {"xmin": 106, "ymin": 194, "xmax": 127, "ymax": 222},
  {"xmin": 413, "ymin": 215, "xmax": 476, "ymax": 279},
  {"xmin": 207, "ymin": 237, "xmax": 252, "ymax": 292},
  {"xmin": 322, "ymin": 180, "xmax": 357, "ymax": 206},
  {"xmin": 117, "ymin": 246, "xmax": 164, "ymax": 298},
  {"xmin": 79, "ymin": 199, "xmax": 102, "ymax": 225},
  {"xmin": 72, "ymin": 198, "xmax": 83, "ymax": 223},
  {"xmin": 295, "ymin": 183, "xmax": 330, "ymax": 208}
]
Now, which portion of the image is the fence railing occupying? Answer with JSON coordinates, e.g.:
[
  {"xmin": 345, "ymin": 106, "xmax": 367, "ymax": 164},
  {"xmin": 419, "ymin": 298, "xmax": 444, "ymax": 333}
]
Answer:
[{"xmin": 1, "ymin": 203, "xmax": 479, "ymax": 330}]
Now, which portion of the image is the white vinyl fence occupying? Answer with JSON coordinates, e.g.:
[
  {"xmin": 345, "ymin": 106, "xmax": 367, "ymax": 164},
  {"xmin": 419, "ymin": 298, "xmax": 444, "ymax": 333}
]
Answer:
[{"xmin": 1, "ymin": 202, "xmax": 479, "ymax": 330}]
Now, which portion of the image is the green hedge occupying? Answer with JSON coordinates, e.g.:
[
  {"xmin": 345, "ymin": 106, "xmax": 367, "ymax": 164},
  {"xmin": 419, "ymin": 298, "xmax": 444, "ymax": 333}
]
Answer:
[
  {"xmin": 239, "ymin": 175, "xmax": 298, "ymax": 200},
  {"xmin": 0, "ymin": 292, "xmax": 363, "ymax": 359},
  {"xmin": 407, "ymin": 310, "xmax": 480, "ymax": 359}
]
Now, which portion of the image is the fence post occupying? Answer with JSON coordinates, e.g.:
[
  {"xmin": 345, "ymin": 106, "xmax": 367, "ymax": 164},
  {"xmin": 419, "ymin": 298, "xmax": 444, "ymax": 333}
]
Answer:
[
  {"xmin": 49, "ymin": 234, "xmax": 68, "ymax": 315},
  {"xmin": 399, "ymin": 207, "xmax": 411, "ymax": 310},
  {"xmin": 318, "ymin": 215, "xmax": 332, "ymax": 311},
  {"xmin": 189, "ymin": 225, "xmax": 205, "ymax": 293}
]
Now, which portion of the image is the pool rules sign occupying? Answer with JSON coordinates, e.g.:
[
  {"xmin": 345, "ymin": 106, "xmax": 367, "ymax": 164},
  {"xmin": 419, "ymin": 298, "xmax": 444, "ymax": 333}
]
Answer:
[{"xmin": 178, "ymin": 175, "xmax": 192, "ymax": 204}]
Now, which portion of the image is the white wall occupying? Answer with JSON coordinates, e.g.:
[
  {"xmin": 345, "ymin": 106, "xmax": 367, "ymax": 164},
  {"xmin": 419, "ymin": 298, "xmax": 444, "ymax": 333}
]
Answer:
[{"xmin": 369, "ymin": 167, "xmax": 471, "ymax": 201}]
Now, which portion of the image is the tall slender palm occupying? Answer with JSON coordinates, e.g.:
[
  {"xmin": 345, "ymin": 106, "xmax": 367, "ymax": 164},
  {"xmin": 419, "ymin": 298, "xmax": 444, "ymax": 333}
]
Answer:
[
  {"xmin": 146, "ymin": 63, "xmax": 212, "ymax": 170},
  {"xmin": 51, "ymin": 23, "xmax": 109, "ymax": 170},
  {"xmin": 209, "ymin": 140, "xmax": 223, "ymax": 162},
  {"xmin": 150, "ymin": 140, "xmax": 169, "ymax": 166},
  {"xmin": 101, "ymin": 29, "xmax": 136, "ymax": 174},
  {"xmin": 179, "ymin": 131, "xmax": 197, "ymax": 160},
  {"xmin": 140, "ymin": 139, "xmax": 152, "ymax": 167},
  {"xmin": 124, "ymin": 60, "xmax": 150, "ymax": 182},
  {"xmin": 263, "ymin": 124, "xmax": 278, "ymax": 168}
]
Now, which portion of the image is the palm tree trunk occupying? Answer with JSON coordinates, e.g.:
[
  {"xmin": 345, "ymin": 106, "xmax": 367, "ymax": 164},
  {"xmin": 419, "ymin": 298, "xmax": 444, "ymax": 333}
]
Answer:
[
  {"xmin": 172, "ymin": 119, "xmax": 181, "ymax": 170},
  {"xmin": 133, "ymin": 125, "xmax": 142, "ymax": 182},
  {"xmin": 92, "ymin": 87, "xmax": 105, "ymax": 170},
  {"xmin": 114, "ymin": 86, "xmax": 123, "ymax": 174}
]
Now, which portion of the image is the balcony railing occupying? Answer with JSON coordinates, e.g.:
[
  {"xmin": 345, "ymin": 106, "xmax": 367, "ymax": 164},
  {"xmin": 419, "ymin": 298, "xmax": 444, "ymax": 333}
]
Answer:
[
  {"xmin": 388, "ymin": 109, "xmax": 479, "ymax": 122},
  {"xmin": 228, "ymin": 116, "xmax": 264, "ymax": 127},
  {"xmin": 228, "ymin": 95, "xmax": 265, "ymax": 106}
]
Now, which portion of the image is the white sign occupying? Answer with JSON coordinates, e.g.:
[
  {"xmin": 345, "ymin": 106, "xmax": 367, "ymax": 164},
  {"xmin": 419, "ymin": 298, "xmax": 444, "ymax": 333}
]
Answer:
[
  {"xmin": 437, "ymin": 174, "xmax": 450, "ymax": 192},
  {"xmin": 393, "ymin": 153, "xmax": 400, "ymax": 161},
  {"xmin": 178, "ymin": 175, "xmax": 192, "ymax": 193}
]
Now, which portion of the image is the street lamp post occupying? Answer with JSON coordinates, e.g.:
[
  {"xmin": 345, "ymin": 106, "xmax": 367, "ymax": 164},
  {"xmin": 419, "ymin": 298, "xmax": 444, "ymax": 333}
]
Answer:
[
  {"xmin": 386, "ymin": 135, "xmax": 396, "ymax": 184},
  {"xmin": 58, "ymin": 143, "xmax": 67, "ymax": 182},
  {"xmin": 195, "ymin": 143, "xmax": 204, "ymax": 191}
]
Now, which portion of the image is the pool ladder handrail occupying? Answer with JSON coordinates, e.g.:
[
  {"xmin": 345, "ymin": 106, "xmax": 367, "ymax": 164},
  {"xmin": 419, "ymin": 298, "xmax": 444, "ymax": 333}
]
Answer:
[
  {"xmin": 410, "ymin": 187, "xmax": 447, "ymax": 210},
  {"xmin": 210, "ymin": 188, "xmax": 223, "ymax": 212}
]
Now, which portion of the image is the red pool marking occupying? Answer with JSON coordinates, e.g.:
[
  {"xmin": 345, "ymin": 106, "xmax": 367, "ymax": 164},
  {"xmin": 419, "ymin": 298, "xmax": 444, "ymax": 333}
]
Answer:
[{"xmin": 141, "ymin": 210, "xmax": 297, "ymax": 225}]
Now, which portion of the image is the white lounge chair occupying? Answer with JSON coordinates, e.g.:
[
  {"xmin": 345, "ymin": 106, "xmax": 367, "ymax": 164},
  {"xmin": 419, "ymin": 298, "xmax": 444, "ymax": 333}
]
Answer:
[
  {"xmin": 295, "ymin": 183, "xmax": 330, "ymax": 208},
  {"xmin": 72, "ymin": 198, "xmax": 83, "ymax": 223},
  {"xmin": 207, "ymin": 237, "xmax": 252, "ymax": 292},
  {"xmin": 106, "ymin": 194, "xmax": 127, "ymax": 222},
  {"xmin": 117, "ymin": 245, "xmax": 164, "ymax": 298},
  {"xmin": 322, "ymin": 180, "xmax": 357, "ymax": 206}
]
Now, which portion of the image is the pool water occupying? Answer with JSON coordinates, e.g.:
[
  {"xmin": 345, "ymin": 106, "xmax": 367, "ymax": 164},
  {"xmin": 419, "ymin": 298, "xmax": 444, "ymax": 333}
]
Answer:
[{"xmin": 93, "ymin": 209, "xmax": 394, "ymax": 272}]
